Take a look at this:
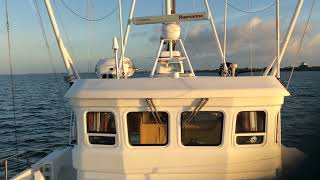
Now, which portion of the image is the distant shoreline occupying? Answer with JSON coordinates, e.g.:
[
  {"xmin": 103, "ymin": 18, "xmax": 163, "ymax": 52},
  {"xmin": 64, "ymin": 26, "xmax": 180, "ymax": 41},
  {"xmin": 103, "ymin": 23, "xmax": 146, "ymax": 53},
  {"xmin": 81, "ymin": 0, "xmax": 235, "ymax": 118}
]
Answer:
[
  {"xmin": 0, "ymin": 66, "xmax": 319, "ymax": 76},
  {"xmin": 193, "ymin": 66, "xmax": 320, "ymax": 74}
]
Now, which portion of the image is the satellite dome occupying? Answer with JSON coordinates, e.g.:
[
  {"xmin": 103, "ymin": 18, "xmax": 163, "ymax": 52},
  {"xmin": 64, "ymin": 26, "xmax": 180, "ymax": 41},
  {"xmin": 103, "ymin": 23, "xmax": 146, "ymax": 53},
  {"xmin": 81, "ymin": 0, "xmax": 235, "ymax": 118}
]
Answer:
[{"xmin": 95, "ymin": 57, "xmax": 135, "ymax": 78}]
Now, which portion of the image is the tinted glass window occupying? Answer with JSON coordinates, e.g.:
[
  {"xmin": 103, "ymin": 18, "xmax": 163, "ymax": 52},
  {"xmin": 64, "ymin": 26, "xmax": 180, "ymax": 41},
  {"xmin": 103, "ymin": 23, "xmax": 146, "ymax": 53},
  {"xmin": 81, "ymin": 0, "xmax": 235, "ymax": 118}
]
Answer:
[
  {"xmin": 88, "ymin": 136, "xmax": 115, "ymax": 145},
  {"xmin": 236, "ymin": 136, "xmax": 264, "ymax": 144},
  {"xmin": 127, "ymin": 112, "xmax": 168, "ymax": 146},
  {"xmin": 181, "ymin": 111, "xmax": 223, "ymax": 146},
  {"xmin": 87, "ymin": 112, "xmax": 116, "ymax": 145},
  {"xmin": 235, "ymin": 111, "xmax": 266, "ymax": 145},
  {"xmin": 236, "ymin": 111, "xmax": 265, "ymax": 133}
]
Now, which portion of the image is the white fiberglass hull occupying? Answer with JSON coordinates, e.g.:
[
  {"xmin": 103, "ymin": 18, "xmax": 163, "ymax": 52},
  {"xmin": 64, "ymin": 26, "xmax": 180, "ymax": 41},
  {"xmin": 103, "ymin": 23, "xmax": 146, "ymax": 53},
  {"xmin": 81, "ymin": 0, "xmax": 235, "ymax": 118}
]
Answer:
[{"xmin": 11, "ymin": 145, "xmax": 304, "ymax": 180}]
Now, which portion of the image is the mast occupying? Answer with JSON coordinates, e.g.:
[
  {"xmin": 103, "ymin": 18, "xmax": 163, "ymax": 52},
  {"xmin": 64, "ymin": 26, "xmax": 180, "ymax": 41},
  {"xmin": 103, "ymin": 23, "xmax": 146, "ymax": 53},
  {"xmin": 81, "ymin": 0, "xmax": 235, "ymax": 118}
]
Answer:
[
  {"xmin": 118, "ymin": 0, "xmax": 125, "ymax": 78},
  {"xmin": 276, "ymin": 0, "xmax": 280, "ymax": 79},
  {"xmin": 223, "ymin": 0, "xmax": 228, "ymax": 75},
  {"xmin": 204, "ymin": 0, "xmax": 227, "ymax": 75},
  {"xmin": 122, "ymin": 0, "xmax": 136, "ymax": 59},
  {"xmin": 172, "ymin": 0, "xmax": 176, "ymax": 14},
  {"xmin": 44, "ymin": 0, "xmax": 80, "ymax": 82},
  {"xmin": 263, "ymin": 0, "xmax": 304, "ymax": 76},
  {"xmin": 166, "ymin": 0, "xmax": 173, "ymax": 56},
  {"xmin": 166, "ymin": 0, "xmax": 172, "ymax": 15}
]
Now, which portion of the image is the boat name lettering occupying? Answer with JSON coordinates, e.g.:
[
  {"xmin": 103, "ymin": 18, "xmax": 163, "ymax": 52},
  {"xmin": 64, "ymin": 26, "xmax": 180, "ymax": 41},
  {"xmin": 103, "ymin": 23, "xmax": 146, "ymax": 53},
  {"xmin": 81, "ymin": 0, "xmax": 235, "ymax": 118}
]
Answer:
[
  {"xmin": 138, "ymin": 18, "xmax": 151, "ymax": 22},
  {"xmin": 179, "ymin": 14, "xmax": 204, "ymax": 20}
]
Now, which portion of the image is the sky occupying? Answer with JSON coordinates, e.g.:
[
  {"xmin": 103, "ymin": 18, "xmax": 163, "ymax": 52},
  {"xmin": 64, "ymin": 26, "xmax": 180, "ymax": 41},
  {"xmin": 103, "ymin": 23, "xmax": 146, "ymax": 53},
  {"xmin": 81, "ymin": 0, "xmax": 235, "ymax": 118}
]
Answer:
[{"xmin": 0, "ymin": 0, "xmax": 319, "ymax": 74}]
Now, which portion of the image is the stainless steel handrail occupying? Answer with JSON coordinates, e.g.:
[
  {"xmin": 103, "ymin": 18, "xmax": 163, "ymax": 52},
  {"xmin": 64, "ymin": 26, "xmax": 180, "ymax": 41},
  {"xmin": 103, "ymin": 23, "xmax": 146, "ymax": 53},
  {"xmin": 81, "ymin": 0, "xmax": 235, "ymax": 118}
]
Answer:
[
  {"xmin": 1, "ymin": 151, "xmax": 39, "ymax": 180},
  {"xmin": 1, "ymin": 151, "xmax": 24, "ymax": 180},
  {"xmin": 4, "ymin": 160, "xmax": 8, "ymax": 180}
]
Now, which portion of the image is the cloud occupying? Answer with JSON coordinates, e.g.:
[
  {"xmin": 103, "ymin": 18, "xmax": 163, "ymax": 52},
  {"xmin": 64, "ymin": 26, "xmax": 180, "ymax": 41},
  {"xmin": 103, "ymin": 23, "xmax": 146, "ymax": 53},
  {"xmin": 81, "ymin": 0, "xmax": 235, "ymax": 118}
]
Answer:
[
  {"xmin": 181, "ymin": 17, "xmax": 320, "ymax": 69},
  {"xmin": 249, "ymin": 17, "xmax": 263, "ymax": 28},
  {"xmin": 308, "ymin": 32, "xmax": 320, "ymax": 47}
]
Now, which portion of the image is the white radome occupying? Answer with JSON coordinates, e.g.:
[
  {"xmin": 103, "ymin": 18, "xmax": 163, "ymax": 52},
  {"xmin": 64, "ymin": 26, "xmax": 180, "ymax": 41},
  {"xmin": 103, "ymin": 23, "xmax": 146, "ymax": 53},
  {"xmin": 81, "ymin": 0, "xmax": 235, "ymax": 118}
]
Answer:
[
  {"xmin": 162, "ymin": 23, "xmax": 181, "ymax": 40},
  {"xmin": 95, "ymin": 57, "xmax": 135, "ymax": 78}
]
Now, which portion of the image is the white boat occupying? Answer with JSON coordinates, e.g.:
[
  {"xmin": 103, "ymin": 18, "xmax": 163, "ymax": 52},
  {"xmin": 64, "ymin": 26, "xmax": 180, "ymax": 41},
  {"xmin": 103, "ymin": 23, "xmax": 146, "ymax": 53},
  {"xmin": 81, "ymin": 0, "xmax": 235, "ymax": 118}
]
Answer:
[{"xmin": 4, "ymin": 0, "xmax": 306, "ymax": 179}]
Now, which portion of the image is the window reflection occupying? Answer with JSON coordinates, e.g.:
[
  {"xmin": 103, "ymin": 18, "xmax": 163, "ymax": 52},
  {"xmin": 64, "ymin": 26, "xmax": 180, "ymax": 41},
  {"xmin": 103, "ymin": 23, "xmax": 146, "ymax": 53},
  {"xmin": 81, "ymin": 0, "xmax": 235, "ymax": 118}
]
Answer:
[
  {"xmin": 235, "ymin": 111, "xmax": 266, "ymax": 145},
  {"xmin": 127, "ymin": 112, "xmax": 168, "ymax": 146},
  {"xmin": 87, "ymin": 112, "xmax": 116, "ymax": 145},
  {"xmin": 181, "ymin": 111, "xmax": 223, "ymax": 146}
]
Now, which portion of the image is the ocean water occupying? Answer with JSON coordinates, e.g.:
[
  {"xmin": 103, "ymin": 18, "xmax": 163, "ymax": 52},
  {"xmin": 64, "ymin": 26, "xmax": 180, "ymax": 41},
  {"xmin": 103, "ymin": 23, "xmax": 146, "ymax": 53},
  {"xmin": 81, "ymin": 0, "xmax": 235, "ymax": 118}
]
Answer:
[{"xmin": 0, "ymin": 71, "xmax": 319, "ymax": 178}]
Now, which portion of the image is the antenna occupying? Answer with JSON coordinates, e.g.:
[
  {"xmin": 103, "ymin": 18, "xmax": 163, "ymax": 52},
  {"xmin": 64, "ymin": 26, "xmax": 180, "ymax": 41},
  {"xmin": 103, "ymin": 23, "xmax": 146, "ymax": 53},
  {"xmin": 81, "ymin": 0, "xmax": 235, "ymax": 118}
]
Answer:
[
  {"xmin": 113, "ymin": 37, "xmax": 120, "ymax": 79},
  {"xmin": 122, "ymin": 0, "xmax": 227, "ymax": 77}
]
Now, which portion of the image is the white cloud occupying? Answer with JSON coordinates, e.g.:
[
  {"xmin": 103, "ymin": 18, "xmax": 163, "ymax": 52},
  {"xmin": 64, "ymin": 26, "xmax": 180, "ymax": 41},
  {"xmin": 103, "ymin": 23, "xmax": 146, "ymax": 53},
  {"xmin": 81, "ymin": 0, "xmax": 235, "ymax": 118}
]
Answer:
[
  {"xmin": 308, "ymin": 32, "xmax": 320, "ymax": 47},
  {"xmin": 182, "ymin": 17, "xmax": 320, "ymax": 69},
  {"xmin": 249, "ymin": 17, "xmax": 263, "ymax": 28}
]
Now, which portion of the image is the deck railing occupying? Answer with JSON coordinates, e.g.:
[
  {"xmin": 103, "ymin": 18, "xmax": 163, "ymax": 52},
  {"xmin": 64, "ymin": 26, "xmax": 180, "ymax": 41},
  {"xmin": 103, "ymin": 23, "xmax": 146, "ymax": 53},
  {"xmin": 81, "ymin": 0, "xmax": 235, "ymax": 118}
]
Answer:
[{"xmin": 0, "ymin": 151, "xmax": 33, "ymax": 180}]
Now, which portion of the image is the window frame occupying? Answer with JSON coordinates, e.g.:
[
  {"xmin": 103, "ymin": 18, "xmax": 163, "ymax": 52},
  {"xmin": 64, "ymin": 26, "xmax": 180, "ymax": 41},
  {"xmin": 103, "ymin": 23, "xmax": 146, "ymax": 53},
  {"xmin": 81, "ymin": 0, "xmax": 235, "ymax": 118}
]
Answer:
[
  {"xmin": 84, "ymin": 110, "xmax": 119, "ymax": 147},
  {"xmin": 178, "ymin": 109, "xmax": 226, "ymax": 148},
  {"xmin": 124, "ymin": 109, "xmax": 170, "ymax": 148},
  {"xmin": 275, "ymin": 112, "xmax": 281, "ymax": 144},
  {"xmin": 69, "ymin": 111, "xmax": 78, "ymax": 145},
  {"xmin": 233, "ymin": 109, "xmax": 268, "ymax": 147}
]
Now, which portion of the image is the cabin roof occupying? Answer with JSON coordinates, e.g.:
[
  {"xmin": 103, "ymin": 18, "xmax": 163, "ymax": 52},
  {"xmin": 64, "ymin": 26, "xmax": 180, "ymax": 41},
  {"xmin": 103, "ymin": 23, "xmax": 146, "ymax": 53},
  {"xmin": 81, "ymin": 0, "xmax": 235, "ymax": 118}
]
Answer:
[{"xmin": 65, "ymin": 76, "xmax": 290, "ymax": 99}]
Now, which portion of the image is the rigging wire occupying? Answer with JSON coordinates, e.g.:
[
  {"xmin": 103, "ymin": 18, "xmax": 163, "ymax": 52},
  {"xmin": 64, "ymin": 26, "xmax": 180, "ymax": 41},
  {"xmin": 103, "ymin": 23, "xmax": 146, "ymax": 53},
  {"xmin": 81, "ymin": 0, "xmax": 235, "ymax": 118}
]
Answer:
[
  {"xmin": 4, "ymin": 0, "xmax": 19, "ymax": 162},
  {"xmin": 161, "ymin": 0, "xmax": 163, "ymax": 15},
  {"xmin": 32, "ymin": 0, "xmax": 70, "ymax": 121},
  {"xmin": 227, "ymin": 1, "xmax": 276, "ymax": 14},
  {"xmin": 286, "ymin": 0, "xmax": 317, "ymax": 89},
  {"xmin": 183, "ymin": 0, "xmax": 213, "ymax": 41},
  {"xmin": 248, "ymin": 0, "xmax": 254, "ymax": 76},
  {"xmin": 52, "ymin": 0, "xmax": 79, "ymax": 68},
  {"xmin": 183, "ymin": 0, "xmax": 196, "ymax": 41},
  {"xmin": 60, "ymin": 0, "xmax": 118, "ymax": 21},
  {"xmin": 183, "ymin": 0, "xmax": 215, "ymax": 42},
  {"xmin": 86, "ymin": 0, "xmax": 93, "ymax": 73},
  {"xmin": 33, "ymin": 0, "xmax": 57, "ymax": 76}
]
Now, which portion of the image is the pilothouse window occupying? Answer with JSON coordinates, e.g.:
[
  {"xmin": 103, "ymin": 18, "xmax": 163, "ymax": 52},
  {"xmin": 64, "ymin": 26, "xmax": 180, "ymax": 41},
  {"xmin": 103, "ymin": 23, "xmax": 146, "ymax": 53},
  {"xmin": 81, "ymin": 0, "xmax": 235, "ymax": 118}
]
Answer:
[
  {"xmin": 181, "ymin": 111, "xmax": 223, "ymax": 146},
  {"xmin": 235, "ymin": 111, "xmax": 266, "ymax": 145},
  {"xmin": 127, "ymin": 112, "xmax": 168, "ymax": 146},
  {"xmin": 86, "ymin": 112, "xmax": 116, "ymax": 145}
]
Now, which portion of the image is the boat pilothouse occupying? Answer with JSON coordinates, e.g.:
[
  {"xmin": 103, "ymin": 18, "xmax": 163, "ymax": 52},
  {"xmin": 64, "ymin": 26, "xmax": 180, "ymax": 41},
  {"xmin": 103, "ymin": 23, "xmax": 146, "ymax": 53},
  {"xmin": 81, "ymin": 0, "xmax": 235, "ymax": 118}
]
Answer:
[
  {"xmin": 65, "ymin": 76, "xmax": 289, "ymax": 180},
  {"xmin": 11, "ymin": 0, "xmax": 306, "ymax": 180}
]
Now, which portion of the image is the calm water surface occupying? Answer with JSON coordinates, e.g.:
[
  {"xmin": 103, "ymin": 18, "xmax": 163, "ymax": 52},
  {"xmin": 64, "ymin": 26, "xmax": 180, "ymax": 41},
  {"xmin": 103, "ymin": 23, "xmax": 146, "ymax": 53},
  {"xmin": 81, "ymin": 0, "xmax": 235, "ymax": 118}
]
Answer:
[{"xmin": 0, "ymin": 71, "xmax": 319, "ymax": 178}]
